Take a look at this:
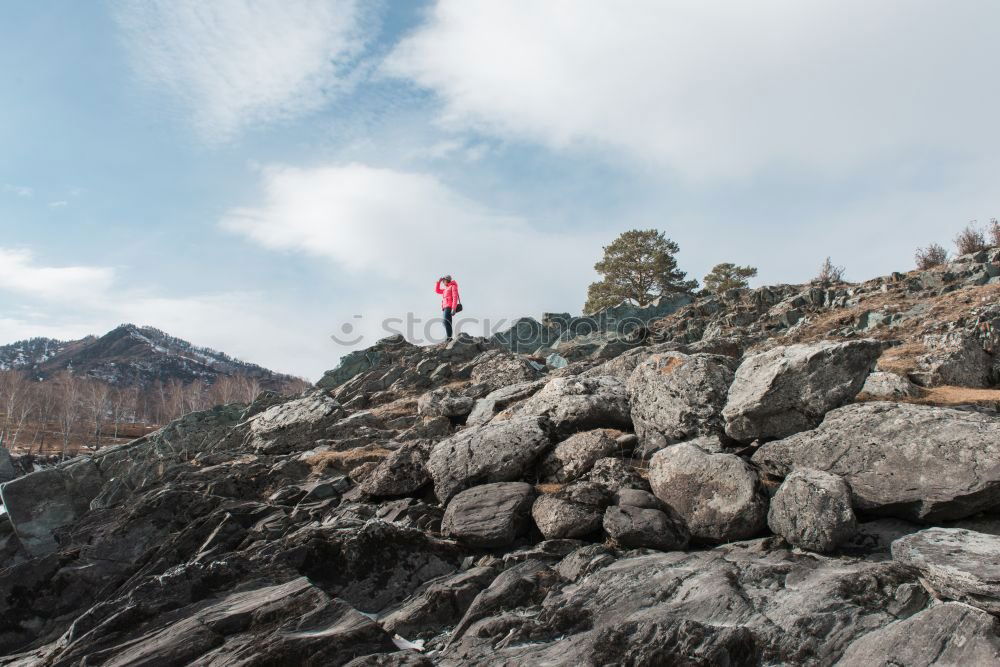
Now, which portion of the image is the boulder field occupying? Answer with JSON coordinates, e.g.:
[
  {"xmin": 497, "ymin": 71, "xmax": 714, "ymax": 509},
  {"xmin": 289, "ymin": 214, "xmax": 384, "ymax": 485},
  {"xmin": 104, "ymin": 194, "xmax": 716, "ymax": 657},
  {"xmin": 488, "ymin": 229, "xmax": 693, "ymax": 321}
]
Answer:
[{"xmin": 3, "ymin": 253, "xmax": 1000, "ymax": 664}]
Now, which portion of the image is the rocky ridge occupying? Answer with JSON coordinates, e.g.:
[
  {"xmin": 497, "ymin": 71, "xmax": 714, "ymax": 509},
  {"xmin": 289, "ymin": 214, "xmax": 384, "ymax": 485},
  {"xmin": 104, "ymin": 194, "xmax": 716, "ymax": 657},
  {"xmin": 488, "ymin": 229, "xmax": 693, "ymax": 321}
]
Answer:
[{"xmin": 1, "ymin": 253, "xmax": 1000, "ymax": 664}]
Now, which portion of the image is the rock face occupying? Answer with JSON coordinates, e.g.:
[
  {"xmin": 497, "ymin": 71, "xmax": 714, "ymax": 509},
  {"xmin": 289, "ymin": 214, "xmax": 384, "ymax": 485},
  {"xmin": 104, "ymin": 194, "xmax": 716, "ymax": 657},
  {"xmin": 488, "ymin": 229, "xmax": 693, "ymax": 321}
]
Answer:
[
  {"xmin": 0, "ymin": 447, "xmax": 16, "ymax": 484},
  {"xmin": 891, "ymin": 528, "xmax": 1000, "ymax": 613},
  {"xmin": 767, "ymin": 468, "xmax": 857, "ymax": 553},
  {"xmin": 753, "ymin": 402, "xmax": 1000, "ymax": 522},
  {"xmin": 837, "ymin": 602, "xmax": 1000, "ymax": 666},
  {"xmin": 648, "ymin": 443, "xmax": 768, "ymax": 544},
  {"xmin": 514, "ymin": 375, "xmax": 631, "ymax": 435},
  {"xmin": 427, "ymin": 416, "xmax": 554, "ymax": 503},
  {"xmin": 537, "ymin": 429, "xmax": 624, "ymax": 482},
  {"xmin": 466, "ymin": 380, "xmax": 545, "ymax": 426},
  {"xmin": 469, "ymin": 350, "xmax": 543, "ymax": 391},
  {"xmin": 0, "ymin": 458, "xmax": 103, "ymax": 556},
  {"xmin": 441, "ymin": 483, "xmax": 536, "ymax": 547},
  {"xmin": 243, "ymin": 391, "xmax": 345, "ymax": 454},
  {"xmin": 627, "ymin": 352, "xmax": 736, "ymax": 446},
  {"xmin": 723, "ymin": 340, "xmax": 882, "ymax": 442}
]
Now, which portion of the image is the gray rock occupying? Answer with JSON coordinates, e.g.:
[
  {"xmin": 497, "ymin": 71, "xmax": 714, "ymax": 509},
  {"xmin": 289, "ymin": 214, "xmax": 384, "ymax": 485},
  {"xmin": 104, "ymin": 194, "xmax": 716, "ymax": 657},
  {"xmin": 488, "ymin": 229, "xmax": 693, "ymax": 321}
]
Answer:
[
  {"xmin": 417, "ymin": 387, "xmax": 474, "ymax": 418},
  {"xmin": 0, "ymin": 446, "xmax": 16, "ymax": 484},
  {"xmin": 359, "ymin": 441, "xmax": 430, "ymax": 497},
  {"xmin": 581, "ymin": 342, "xmax": 687, "ymax": 380},
  {"xmin": 531, "ymin": 483, "xmax": 611, "ymax": 540},
  {"xmin": 615, "ymin": 488, "xmax": 664, "ymax": 509},
  {"xmin": 427, "ymin": 416, "xmax": 554, "ymax": 503},
  {"xmin": 648, "ymin": 443, "xmax": 768, "ymax": 544},
  {"xmin": 723, "ymin": 340, "xmax": 882, "ymax": 442},
  {"xmin": 469, "ymin": 350, "xmax": 543, "ymax": 391},
  {"xmin": 537, "ymin": 428, "xmax": 625, "ymax": 482},
  {"xmin": 753, "ymin": 402, "xmax": 1000, "ymax": 522},
  {"xmin": 465, "ymin": 379, "xmax": 546, "ymax": 427},
  {"xmin": 556, "ymin": 544, "xmax": 616, "ymax": 582},
  {"xmin": 837, "ymin": 602, "xmax": 1000, "ymax": 666},
  {"xmin": 441, "ymin": 482, "xmax": 536, "ymax": 548},
  {"xmin": 380, "ymin": 566, "xmax": 498, "ymax": 640},
  {"xmin": 243, "ymin": 392, "xmax": 346, "ymax": 454},
  {"xmin": 603, "ymin": 504, "xmax": 690, "ymax": 551},
  {"xmin": 911, "ymin": 331, "xmax": 993, "ymax": 388},
  {"xmin": 580, "ymin": 457, "xmax": 649, "ymax": 494},
  {"xmin": 627, "ymin": 352, "xmax": 736, "ymax": 446},
  {"xmin": 515, "ymin": 375, "xmax": 631, "ymax": 435},
  {"xmin": 859, "ymin": 371, "xmax": 921, "ymax": 399},
  {"xmin": 0, "ymin": 457, "xmax": 103, "ymax": 557},
  {"xmin": 892, "ymin": 528, "xmax": 1000, "ymax": 613},
  {"xmin": 768, "ymin": 468, "xmax": 857, "ymax": 553}
]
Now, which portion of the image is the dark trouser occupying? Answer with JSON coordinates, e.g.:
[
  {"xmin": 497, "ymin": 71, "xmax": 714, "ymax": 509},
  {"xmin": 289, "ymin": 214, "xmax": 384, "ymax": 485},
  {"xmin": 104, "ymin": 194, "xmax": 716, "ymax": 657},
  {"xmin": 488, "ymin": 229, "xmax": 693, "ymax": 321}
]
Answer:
[{"xmin": 443, "ymin": 308, "xmax": 453, "ymax": 339}]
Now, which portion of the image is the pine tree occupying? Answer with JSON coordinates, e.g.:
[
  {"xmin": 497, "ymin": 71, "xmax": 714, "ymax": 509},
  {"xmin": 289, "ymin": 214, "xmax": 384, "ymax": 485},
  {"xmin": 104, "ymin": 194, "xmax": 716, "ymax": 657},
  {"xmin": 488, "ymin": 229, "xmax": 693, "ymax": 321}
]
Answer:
[
  {"xmin": 584, "ymin": 230, "xmax": 697, "ymax": 313},
  {"xmin": 702, "ymin": 263, "xmax": 758, "ymax": 293}
]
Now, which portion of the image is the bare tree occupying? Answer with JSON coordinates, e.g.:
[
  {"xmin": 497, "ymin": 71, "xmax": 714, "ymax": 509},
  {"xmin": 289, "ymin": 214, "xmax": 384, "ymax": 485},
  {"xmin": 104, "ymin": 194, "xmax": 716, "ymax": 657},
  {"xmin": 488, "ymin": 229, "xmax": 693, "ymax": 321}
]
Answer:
[
  {"xmin": 989, "ymin": 218, "xmax": 1000, "ymax": 248},
  {"xmin": 84, "ymin": 379, "xmax": 111, "ymax": 451},
  {"xmin": 812, "ymin": 257, "xmax": 846, "ymax": 287},
  {"xmin": 955, "ymin": 222, "xmax": 988, "ymax": 255},
  {"xmin": 53, "ymin": 371, "xmax": 83, "ymax": 459},
  {"xmin": 915, "ymin": 243, "xmax": 949, "ymax": 270}
]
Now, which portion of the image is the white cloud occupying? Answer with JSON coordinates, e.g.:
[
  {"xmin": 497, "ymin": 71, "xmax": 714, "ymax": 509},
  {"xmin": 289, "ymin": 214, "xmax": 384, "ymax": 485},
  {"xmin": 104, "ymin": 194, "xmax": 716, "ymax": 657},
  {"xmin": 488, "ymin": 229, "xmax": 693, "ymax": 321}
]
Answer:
[
  {"xmin": 2, "ymin": 184, "xmax": 33, "ymax": 197},
  {"xmin": 112, "ymin": 0, "xmax": 375, "ymax": 141},
  {"xmin": 387, "ymin": 1, "xmax": 1000, "ymax": 181},
  {"xmin": 48, "ymin": 201, "xmax": 68, "ymax": 209},
  {"xmin": 0, "ymin": 248, "xmax": 115, "ymax": 303},
  {"xmin": 221, "ymin": 163, "xmax": 603, "ymax": 320}
]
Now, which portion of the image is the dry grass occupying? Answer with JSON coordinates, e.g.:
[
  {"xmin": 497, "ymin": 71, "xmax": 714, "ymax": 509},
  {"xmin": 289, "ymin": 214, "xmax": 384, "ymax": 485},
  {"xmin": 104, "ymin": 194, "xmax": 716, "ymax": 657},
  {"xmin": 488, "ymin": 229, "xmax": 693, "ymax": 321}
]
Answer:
[
  {"xmin": 534, "ymin": 483, "xmax": 565, "ymax": 494},
  {"xmin": 369, "ymin": 396, "xmax": 419, "ymax": 420},
  {"xmin": 907, "ymin": 385, "xmax": 1000, "ymax": 406},
  {"xmin": 876, "ymin": 341, "xmax": 927, "ymax": 377},
  {"xmin": 306, "ymin": 447, "xmax": 392, "ymax": 473}
]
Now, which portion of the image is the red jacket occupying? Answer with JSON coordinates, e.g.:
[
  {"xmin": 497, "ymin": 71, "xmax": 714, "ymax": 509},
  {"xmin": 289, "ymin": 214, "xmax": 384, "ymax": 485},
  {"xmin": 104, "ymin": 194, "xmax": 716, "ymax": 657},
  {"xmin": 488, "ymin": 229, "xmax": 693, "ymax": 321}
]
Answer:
[{"xmin": 436, "ymin": 280, "xmax": 460, "ymax": 310}]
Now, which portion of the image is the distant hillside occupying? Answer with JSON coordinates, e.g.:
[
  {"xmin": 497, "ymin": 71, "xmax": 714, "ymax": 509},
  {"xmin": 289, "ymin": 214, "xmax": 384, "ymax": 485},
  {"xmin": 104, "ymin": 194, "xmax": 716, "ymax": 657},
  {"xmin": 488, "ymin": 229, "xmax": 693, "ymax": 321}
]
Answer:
[{"xmin": 0, "ymin": 324, "xmax": 300, "ymax": 390}]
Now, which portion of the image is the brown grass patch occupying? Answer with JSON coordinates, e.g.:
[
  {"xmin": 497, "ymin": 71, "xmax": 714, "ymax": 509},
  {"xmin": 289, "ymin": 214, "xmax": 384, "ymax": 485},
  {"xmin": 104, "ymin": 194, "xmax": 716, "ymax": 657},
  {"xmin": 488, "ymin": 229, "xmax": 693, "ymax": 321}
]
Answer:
[
  {"xmin": 656, "ymin": 356, "xmax": 685, "ymax": 375},
  {"xmin": 535, "ymin": 483, "xmax": 565, "ymax": 494},
  {"xmin": 876, "ymin": 341, "xmax": 927, "ymax": 377},
  {"xmin": 906, "ymin": 385, "xmax": 1000, "ymax": 407},
  {"xmin": 306, "ymin": 447, "xmax": 392, "ymax": 472},
  {"xmin": 370, "ymin": 396, "xmax": 419, "ymax": 420}
]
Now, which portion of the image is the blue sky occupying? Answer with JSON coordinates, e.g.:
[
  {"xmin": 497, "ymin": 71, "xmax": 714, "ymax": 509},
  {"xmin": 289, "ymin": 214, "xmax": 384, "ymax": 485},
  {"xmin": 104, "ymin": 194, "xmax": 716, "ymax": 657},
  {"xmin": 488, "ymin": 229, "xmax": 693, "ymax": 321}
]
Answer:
[{"xmin": 1, "ymin": 1, "xmax": 998, "ymax": 380}]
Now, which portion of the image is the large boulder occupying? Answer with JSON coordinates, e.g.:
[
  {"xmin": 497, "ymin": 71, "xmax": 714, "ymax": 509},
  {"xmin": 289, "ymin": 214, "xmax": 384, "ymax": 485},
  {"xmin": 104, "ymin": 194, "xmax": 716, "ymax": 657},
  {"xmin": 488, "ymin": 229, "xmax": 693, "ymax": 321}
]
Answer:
[
  {"xmin": 427, "ymin": 416, "xmax": 555, "ymax": 503},
  {"xmin": 837, "ymin": 602, "xmax": 1000, "ymax": 666},
  {"xmin": 0, "ymin": 457, "xmax": 104, "ymax": 557},
  {"xmin": 722, "ymin": 340, "xmax": 882, "ymax": 442},
  {"xmin": 538, "ymin": 429, "xmax": 625, "ymax": 483},
  {"xmin": 441, "ymin": 482, "xmax": 536, "ymax": 548},
  {"xmin": 514, "ymin": 375, "xmax": 631, "ymax": 435},
  {"xmin": 648, "ymin": 443, "xmax": 768, "ymax": 544},
  {"xmin": 859, "ymin": 371, "xmax": 921, "ymax": 399},
  {"xmin": 910, "ymin": 331, "xmax": 993, "ymax": 388},
  {"xmin": 626, "ymin": 352, "xmax": 736, "ymax": 447},
  {"xmin": 469, "ymin": 350, "xmax": 543, "ymax": 391},
  {"xmin": 603, "ymin": 504, "xmax": 690, "ymax": 551},
  {"xmin": 753, "ymin": 402, "xmax": 1000, "ymax": 522},
  {"xmin": 891, "ymin": 528, "xmax": 1000, "ymax": 613},
  {"xmin": 417, "ymin": 387, "xmax": 474, "ymax": 418},
  {"xmin": 359, "ymin": 441, "xmax": 431, "ymax": 497},
  {"xmin": 466, "ymin": 380, "xmax": 546, "ymax": 427},
  {"xmin": 243, "ymin": 392, "xmax": 346, "ymax": 454},
  {"xmin": 531, "ymin": 483, "xmax": 611, "ymax": 540},
  {"xmin": 767, "ymin": 468, "xmax": 856, "ymax": 553}
]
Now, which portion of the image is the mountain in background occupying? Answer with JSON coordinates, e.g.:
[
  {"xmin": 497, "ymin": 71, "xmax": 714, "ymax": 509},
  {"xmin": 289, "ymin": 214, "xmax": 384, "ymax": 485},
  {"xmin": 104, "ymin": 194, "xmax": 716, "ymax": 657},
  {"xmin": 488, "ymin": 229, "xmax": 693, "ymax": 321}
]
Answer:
[{"xmin": 0, "ymin": 323, "xmax": 302, "ymax": 389}]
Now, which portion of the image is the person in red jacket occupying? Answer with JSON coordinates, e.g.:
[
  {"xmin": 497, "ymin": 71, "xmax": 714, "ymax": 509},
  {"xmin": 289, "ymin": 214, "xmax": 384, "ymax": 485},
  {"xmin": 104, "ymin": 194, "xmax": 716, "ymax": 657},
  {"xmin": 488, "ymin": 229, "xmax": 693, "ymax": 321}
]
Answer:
[{"xmin": 435, "ymin": 275, "xmax": 460, "ymax": 340}]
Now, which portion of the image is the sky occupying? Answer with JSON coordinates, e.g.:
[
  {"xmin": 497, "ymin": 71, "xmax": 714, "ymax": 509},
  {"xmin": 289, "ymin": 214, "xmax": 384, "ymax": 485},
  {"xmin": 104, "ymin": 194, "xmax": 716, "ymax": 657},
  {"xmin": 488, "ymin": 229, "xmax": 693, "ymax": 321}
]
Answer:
[{"xmin": 1, "ymin": 0, "xmax": 998, "ymax": 380}]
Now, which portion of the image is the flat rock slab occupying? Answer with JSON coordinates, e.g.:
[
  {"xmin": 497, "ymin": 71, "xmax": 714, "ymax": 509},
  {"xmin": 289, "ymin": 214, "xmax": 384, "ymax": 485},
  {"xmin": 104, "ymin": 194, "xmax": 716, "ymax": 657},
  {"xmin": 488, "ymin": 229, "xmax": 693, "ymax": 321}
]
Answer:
[
  {"xmin": 753, "ymin": 402, "xmax": 1000, "ymax": 522},
  {"xmin": 892, "ymin": 528, "xmax": 1000, "ymax": 613},
  {"xmin": 837, "ymin": 602, "xmax": 1000, "ymax": 666}
]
